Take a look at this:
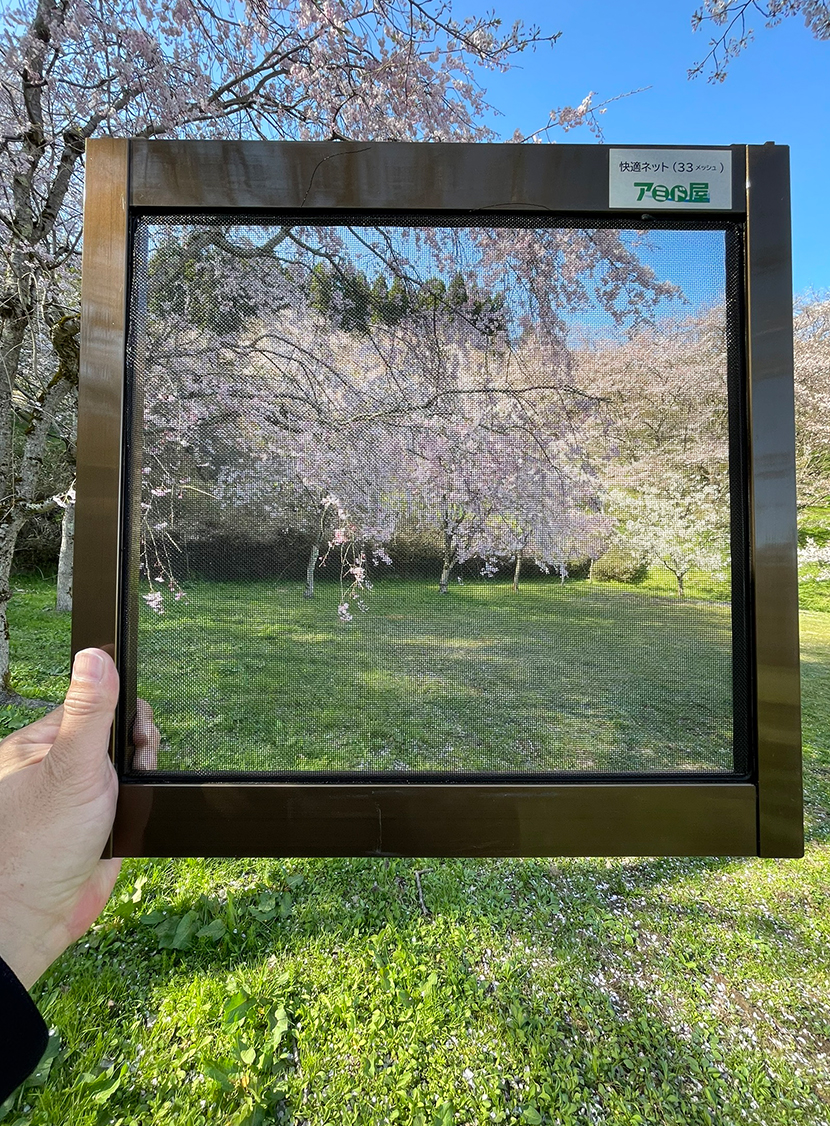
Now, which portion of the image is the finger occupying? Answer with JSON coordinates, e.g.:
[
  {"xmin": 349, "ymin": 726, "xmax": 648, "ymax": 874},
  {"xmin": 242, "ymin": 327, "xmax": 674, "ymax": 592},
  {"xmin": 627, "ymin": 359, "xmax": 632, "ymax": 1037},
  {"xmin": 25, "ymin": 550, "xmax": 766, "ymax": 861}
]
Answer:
[
  {"xmin": 0, "ymin": 739, "xmax": 52, "ymax": 780},
  {"xmin": 131, "ymin": 745, "xmax": 157, "ymax": 771},
  {"xmin": 131, "ymin": 698, "xmax": 159, "ymax": 771},
  {"xmin": 30, "ymin": 702, "xmax": 64, "ymax": 734},
  {"xmin": 43, "ymin": 649, "xmax": 120, "ymax": 786},
  {"xmin": 133, "ymin": 699, "xmax": 160, "ymax": 751},
  {"xmin": 0, "ymin": 705, "xmax": 62, "ymax": 757}
]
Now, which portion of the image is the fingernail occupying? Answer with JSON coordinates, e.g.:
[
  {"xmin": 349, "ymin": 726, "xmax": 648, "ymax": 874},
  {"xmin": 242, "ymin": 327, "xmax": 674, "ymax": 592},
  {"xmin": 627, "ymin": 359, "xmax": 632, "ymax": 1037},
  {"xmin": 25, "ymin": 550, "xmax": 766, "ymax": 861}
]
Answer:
[{"xmin": 73, "ymin": 649, "xmax": 105, "ymax": 683}]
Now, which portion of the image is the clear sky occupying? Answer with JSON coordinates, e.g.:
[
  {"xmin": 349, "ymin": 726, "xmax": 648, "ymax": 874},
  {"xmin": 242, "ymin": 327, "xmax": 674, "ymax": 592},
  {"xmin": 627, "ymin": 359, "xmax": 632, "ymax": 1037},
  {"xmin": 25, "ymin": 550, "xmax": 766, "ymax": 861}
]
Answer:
[{"xmin": 454, "ymin": 0, "xmax": 829, "ymax": 296}]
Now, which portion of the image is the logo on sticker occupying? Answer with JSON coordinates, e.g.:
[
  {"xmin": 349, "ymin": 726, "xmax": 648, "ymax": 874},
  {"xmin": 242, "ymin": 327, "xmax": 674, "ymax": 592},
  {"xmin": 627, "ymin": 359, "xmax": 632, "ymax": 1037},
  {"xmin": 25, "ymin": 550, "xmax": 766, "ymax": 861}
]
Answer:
[{"xmin": 633, "ymin": 182, "xmax": 710, "ymax": 204}]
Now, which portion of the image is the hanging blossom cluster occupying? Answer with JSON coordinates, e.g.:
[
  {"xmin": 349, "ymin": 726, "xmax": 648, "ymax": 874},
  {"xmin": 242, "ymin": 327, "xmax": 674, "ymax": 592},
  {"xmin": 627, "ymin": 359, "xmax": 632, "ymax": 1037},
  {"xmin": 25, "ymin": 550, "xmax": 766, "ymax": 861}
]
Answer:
[
  {"xmin": 0, "ymin": 0, "xmax": 560, "ymax": 162},
  {"xmin": 316, "ymin": 494, "xmax": 392, "ymax": 621}
]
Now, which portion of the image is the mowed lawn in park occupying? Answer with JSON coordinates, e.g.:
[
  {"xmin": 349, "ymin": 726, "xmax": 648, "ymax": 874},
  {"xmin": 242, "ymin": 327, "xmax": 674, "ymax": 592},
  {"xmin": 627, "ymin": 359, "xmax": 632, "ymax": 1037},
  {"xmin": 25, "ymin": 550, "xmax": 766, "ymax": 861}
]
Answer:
[
  {"xmin": 2, "ymin": 575, "xmax": 830, "ymax": 1125},
  {"xmin": 136, "ymin": 575, "xmax": 734, "ymax": 776}
]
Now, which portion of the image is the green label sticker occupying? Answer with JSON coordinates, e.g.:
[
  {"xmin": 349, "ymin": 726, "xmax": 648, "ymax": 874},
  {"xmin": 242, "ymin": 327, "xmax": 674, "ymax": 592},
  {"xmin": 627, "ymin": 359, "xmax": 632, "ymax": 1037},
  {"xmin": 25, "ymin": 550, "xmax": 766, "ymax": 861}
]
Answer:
[{"xmin": 609, "ymin": 150, "xmax": 732, "ymax": 210}]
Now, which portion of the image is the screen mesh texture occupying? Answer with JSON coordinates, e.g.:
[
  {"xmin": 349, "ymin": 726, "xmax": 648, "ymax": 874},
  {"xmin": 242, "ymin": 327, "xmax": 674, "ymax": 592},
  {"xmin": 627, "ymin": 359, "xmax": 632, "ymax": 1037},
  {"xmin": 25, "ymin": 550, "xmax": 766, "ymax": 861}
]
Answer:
[{"xmin": 124, "ymin": 214, "xmax": 744, "ymax": 779}]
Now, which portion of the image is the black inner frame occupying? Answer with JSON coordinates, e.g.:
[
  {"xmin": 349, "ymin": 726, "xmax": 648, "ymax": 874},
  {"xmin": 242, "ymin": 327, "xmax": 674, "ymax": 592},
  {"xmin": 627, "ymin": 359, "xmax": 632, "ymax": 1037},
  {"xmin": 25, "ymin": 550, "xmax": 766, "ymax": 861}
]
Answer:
[{"xmin": 117, "ymin": 209, "xmax": 754, "ymax": 787}]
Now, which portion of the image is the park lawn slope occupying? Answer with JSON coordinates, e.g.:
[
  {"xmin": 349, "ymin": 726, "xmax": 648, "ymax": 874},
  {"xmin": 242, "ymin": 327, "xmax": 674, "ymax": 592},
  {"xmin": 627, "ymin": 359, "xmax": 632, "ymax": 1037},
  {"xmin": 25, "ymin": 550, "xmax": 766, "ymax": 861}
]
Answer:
[{"xmin": 137, "ymin": 576, "xmax": 734, "ymax": 776}]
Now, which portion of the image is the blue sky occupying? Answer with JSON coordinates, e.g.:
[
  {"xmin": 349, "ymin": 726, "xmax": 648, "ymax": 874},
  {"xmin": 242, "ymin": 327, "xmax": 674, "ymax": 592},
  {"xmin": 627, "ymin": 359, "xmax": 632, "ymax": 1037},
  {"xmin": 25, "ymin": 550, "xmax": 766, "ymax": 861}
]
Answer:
[{"xmin": 454, "ymin": 0, "xmax": 829, "ymax": 295}]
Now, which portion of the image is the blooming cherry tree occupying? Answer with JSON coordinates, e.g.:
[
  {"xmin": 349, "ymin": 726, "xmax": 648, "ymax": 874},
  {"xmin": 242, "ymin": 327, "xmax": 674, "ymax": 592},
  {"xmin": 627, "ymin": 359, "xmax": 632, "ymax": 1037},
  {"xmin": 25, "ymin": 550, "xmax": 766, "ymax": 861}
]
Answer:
[
  {"xmin": 611, "ymin": 477, "xmax": 728, "ymax": 598},
  {"xmin": 0, "ymin": 0, "xmax": 569, "ymax": 690},
  {"xmin": 793, "ymin": 295, "xmax": 830, "ymax": 509}
]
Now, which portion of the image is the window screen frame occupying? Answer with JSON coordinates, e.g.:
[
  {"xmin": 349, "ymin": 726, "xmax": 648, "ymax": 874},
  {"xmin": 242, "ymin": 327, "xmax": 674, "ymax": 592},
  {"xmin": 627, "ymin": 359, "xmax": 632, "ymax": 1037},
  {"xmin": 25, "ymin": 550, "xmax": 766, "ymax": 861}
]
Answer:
[{"xmin": 75, "ymin": 140, "xmax": 802, "ymax": 859}]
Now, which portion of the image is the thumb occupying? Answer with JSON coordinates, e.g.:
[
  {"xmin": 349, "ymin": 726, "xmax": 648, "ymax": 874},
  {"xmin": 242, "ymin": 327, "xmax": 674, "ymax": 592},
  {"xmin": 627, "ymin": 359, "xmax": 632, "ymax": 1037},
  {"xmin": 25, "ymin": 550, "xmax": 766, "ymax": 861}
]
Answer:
[{"xmin": 45, "ymin": 649, "xmax": 120, "ymax": 785}]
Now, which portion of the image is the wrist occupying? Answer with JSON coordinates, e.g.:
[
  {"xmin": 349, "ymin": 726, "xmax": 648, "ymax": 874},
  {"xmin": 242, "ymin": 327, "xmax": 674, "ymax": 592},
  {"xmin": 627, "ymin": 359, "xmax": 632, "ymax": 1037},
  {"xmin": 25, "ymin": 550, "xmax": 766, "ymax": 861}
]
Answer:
[{"xmin": 0, "ymin": 911, "xmax": 65, "ymax": 990}]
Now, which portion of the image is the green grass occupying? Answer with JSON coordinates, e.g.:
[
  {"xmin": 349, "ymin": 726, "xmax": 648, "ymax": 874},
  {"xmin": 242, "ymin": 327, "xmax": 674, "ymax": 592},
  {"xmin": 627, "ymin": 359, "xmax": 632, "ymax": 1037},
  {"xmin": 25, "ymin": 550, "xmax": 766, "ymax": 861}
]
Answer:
[
  {"xmin": 619, "ymin": 565, "xmax": 732, "ymax": 604},
  {"xmin": 2, "ymin": 576, "xmax": 830, "ymax": 1125},
  {"xmin": 138, "ymin": 575, "xmax": 734, "ymax": 775},
  {"xmin": 0, "ymin": 576, "xmax": 70, "ymax": 738},
  {"xmin": 799, "ymin": 506, "xmax": 830, "ymax": 546},
  {"xmin": 798, "ymin": 508, "xmax": 830, "ymax": 612}
]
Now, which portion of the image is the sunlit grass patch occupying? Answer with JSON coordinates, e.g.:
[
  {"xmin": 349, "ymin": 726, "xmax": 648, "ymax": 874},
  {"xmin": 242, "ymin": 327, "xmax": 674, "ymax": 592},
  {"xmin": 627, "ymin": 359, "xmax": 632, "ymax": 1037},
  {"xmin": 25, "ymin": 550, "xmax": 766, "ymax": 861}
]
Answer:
[
  {"xmin": 136, "ymin": 576, "xmax": 735, "ymax": 776},
  {"xmin": 8, "ymin": 849, "xmax": 830, "ymax": 1126},
  {"xmin": 3, "ymin": 577, "xmax": 830, "ymax": 1125}
]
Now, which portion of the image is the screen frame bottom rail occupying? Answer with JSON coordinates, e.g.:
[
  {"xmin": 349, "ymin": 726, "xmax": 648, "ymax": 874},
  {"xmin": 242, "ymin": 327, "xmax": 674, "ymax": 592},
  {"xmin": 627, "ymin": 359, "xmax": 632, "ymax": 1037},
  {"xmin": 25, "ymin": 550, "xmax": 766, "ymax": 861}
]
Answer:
[{"xmin": 111, "ymin": 781, "xmax": 762, "ymax": 858}]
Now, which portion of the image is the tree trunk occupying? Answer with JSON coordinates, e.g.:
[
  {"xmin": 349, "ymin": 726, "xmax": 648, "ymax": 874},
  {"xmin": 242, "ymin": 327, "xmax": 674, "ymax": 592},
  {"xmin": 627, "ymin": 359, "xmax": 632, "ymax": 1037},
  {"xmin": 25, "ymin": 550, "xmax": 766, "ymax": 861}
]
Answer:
[
  {"xmin": 0, "ymin": 313, "xmax": 77, "ymax": 685},
  {"xmin": 438, "ymin": 532, "xmax": 456, "ymax": 594},
  {"xmin": 676, "ymin": 572, "xmax": 685, "ymax": 599},
  {"xmin": 0, "ymin": 303, "xmax": 32, "ymax": 692},
  {"xmin": 0, "ymin": 2, "xmax": 91, "ymax": 691},
  {"xmin": 56, "ymin": 497, "xmax": 75, "ymax": 611},
  {"xmin": 0, "ymin": 517, "xmax": 25, "ymax": 694},
  {"xmin": 512, "ymin": 548, "xmax": 523, "ymax": 593},
  {"xmin": 304, "ymin": 542, "xmax": 320, "ymax": 598}
]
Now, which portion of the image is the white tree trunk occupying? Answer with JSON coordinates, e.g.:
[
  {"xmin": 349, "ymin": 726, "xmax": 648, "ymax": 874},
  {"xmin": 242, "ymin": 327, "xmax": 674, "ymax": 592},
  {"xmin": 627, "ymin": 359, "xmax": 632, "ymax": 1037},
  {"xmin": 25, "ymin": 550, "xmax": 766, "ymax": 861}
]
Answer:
[
  {"xmin": 0, "ymin": 309, "xmax": 30, "ymax": 692},
  {"xmin": 0, "ymin": 313, "xmax": 75, "ymax": 688},
  {"xmin": 438, "ymin": 531, "xmax": 456, "ymax": 594},
  {"xmin": 512, "ymin": 548, "xmax": 523, "ymax": 593},
  {"xmin": 304, "ymin": 543, "xmax": 320, "ymax": 598},
  {"xmin": 56, "ymin": 498, "xmax": 74, "ymax": 611}
]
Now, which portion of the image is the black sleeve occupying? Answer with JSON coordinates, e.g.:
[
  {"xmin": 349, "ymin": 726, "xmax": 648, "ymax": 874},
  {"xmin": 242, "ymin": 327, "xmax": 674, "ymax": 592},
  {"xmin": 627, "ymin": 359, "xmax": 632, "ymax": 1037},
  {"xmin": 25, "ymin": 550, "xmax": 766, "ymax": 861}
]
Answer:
[{"xmin": 0, "ymin": 953, "xmax": 49, "ymax": 1105}]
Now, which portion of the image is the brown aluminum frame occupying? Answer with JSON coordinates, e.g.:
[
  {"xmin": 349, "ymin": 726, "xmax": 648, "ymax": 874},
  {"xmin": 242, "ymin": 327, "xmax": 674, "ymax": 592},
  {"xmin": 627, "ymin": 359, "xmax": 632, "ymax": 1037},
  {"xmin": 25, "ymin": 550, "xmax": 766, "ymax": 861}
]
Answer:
[{"xmin": 74, "ymin": 140, "xmax": 801, "ymax": 858}]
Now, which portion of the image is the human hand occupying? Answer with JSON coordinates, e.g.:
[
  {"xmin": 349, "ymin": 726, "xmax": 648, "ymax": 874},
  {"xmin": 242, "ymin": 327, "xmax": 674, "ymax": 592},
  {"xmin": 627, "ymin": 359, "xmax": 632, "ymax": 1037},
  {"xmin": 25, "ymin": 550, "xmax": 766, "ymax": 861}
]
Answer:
[{"xmin": 0, "ymin": 649, "xmax": 121, "ymax": 988}]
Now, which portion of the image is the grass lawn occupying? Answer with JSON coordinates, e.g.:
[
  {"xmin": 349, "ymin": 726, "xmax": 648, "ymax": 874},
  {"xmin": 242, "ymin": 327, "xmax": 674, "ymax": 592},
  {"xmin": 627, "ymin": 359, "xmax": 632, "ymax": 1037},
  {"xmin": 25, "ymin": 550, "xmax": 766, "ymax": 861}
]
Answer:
[
  {"xmin": 1, "ymin": 575, "xmax": 830, "ymax": 1125},
  {"xmin": 136, "ymin": 575, "xmax": 734, "ymax": 775}
]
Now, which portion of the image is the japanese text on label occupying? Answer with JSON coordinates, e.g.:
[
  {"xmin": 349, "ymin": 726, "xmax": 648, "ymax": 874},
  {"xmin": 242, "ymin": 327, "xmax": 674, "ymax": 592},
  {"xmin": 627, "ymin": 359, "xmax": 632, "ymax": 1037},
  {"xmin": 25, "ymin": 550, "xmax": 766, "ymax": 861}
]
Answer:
[{"xmin": 609, "ymin": 149, "xmax": 732, "ymax": 210}]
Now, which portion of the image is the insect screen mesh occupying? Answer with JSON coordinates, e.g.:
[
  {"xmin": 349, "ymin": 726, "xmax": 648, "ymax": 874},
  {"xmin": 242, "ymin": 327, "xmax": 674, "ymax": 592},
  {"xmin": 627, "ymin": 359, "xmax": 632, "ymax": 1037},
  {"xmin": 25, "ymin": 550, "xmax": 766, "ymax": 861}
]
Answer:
[{"xmin": 122, "ymin": 215, "xmax": 748, "ymax": 779}]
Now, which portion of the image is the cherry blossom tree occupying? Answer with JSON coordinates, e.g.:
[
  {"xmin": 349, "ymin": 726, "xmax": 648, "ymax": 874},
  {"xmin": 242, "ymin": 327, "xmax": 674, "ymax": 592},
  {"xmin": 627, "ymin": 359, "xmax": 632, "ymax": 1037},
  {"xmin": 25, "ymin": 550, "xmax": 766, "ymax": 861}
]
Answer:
[
  {"xmin": 138, "ymin": 267, "xmax": 411, "ymax": 610},
  {"xmin": 574, "ymin": 307, "xmax": 733, "ymax": 592},
  {"xmin": 271, "ymin": 330, "xmax": 405, "ymax": 609},
  {"xmin": 402, "ymin": 339, "xmax": 610, "ymax": 593},
  {"xmin": 576, "ymin": 309, "xmax": 730, "ymax": 487},
  {"xmin": 0, "ymin": 0, "xmax": 580, "ymax": 694},
  {"xmin": 690, "ymin": 0, "xmax": 829, "ymax": 81},
  {"xmin": 611, "ymin": 476, "xmax": 727, "ymax": 598},
  {"xmin": 793, "ymin": 294, "xmax": 830, "ymax": 510}
]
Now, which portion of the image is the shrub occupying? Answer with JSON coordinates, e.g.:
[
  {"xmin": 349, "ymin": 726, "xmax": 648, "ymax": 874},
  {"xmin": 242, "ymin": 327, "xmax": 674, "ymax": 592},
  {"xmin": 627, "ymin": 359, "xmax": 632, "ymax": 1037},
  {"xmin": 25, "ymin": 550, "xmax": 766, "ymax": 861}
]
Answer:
[
  {"xmin": 12, "ymin": 513, "xmax": 61, "ymax": 573},
  {"xmin": 591, "ymin": 546, "xmax": 648, "ymax": 585},
  {"xmin": 563, "ymin": 556, "xmax": 592, "ymax": 581}
]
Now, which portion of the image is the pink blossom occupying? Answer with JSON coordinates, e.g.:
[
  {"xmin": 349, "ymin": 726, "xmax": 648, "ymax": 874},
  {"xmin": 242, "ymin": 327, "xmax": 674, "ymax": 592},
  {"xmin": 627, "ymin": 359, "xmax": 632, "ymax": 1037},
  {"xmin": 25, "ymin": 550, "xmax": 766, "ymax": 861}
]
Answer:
[{"xmin": 142, "ymin": 590, "xmax": 165, "ymax": 614}]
